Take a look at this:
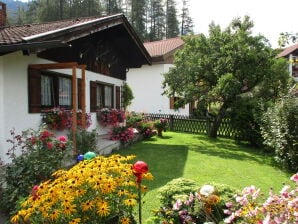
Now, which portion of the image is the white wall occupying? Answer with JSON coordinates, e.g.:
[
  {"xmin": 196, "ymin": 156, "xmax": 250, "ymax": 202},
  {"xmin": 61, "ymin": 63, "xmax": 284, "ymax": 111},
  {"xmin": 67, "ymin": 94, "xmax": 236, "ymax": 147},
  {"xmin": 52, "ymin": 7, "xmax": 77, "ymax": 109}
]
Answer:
[
  {"xmin": 127, "ymin": 64, "xmax": 189, "ymax": 115},
  {"xmin": 0, "ymin": 51, "xmax": 124, "ymax": 163}
]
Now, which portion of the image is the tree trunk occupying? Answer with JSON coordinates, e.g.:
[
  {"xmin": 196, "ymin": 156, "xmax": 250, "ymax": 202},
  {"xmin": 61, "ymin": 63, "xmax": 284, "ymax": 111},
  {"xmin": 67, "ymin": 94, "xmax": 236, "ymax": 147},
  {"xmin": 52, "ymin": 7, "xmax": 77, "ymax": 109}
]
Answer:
[{"xmin": 209, "ymin": 102, "xmax": 228, "ymax": 138}]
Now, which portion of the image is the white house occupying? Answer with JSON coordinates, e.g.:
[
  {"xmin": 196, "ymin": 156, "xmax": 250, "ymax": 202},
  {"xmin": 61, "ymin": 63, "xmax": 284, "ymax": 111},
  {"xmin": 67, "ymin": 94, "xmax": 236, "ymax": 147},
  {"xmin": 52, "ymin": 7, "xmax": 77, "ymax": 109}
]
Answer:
[
  {"xmin": 127, "ymin": 37, "xmax": 195, "ymax": 115},
  {"xmin": 277, "ymin": 43, "xmax": 298, "ymax": 82},
  {"xmin": 0, "ymin": 2, "xmax": 151, "ymax": 162}
]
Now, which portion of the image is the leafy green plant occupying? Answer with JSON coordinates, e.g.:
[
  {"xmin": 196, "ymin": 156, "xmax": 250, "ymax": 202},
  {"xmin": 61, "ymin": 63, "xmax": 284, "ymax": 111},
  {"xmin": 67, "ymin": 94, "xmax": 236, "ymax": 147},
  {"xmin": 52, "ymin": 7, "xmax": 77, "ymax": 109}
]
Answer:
[
  {"xmin": 122, "ymin": 82, "xmax": 134, "ymax": 109},
  {"xmin": 157, "ymin": 178, "xmax": 199, "ymax": 207},
  {"xmin": 136, "ymin": 121, "xmax": 156, "ymax": 139},
  {"xmin": 153, "ymin": 179, "xmax": 238, "ymax": 223},
  {"xmin": 68, "ymin": 128, "xmax": 98, "ymax": 154},
  {"xmin": 0, "ymin": 127, "xmax": 72, "ymax": 213},
  {"xmin": 126, "ymin": 112, "xmax": 143, "ymax": 128},
  {"xmin": 261, "ymin": 90, "xmax": 298, "ymax": 171}
]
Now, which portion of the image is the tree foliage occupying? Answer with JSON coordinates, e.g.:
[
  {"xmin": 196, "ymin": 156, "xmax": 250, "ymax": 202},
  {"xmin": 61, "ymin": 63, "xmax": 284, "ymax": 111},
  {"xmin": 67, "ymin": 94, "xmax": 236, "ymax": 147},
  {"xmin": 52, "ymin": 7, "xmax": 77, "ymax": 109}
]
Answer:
[
  {"xmin": 163, "ymin": 16, "xmax": 290, "ymax": 138},
  {"xmin": 13, "ymin": 0, "xmax": 190, "ymax": 41}
]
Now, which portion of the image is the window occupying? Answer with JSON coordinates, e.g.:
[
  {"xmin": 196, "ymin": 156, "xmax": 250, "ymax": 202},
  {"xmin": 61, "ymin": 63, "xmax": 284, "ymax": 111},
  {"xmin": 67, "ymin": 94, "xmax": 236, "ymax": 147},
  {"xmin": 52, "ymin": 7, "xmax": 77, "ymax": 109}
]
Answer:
[
  {"xmin": 28, "ymin": 68, "xmax": 77, "ymax": 113},
  {"xmin": 169, "ymin": 97, "xmax": 185, "ymax": 109},
  {"xmin": 90, "ymin": 81, "xmax": 116, "ymax": 112}
]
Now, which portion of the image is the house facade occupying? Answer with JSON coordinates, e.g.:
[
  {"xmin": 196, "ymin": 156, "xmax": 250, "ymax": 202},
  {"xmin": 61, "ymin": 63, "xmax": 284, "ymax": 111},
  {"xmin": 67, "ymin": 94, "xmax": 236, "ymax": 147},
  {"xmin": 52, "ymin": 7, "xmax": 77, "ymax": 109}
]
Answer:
[
  {"xmin": 277, "ymin": 43, "xmax": 298, "ymax": 82},
  {"xmin": 0, "ymin": 2, "xmax": 151, "ymax": 162},
  {"xmin": 127, "ymin": 37, "xmax": 193, "ymax": 115}
]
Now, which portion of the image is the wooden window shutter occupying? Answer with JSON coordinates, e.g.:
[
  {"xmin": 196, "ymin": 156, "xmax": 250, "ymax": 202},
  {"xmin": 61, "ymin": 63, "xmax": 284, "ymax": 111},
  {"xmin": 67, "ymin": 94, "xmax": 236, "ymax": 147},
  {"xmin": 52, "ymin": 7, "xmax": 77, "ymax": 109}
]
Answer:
[
  {"xmin": 169, "ymin": 97, "xmax": 174, "ymax": 109},
  {"xmin": 77, "ymin": 78, "xmax": 82, "ymax": 109},
  {"xmin": 116, "ymin": 86, "xmax": 120, "ymax": 109},
  {"xmin": 90, "ymin": 81, "xmax": 97, "ymax": 112},
  {"xmin": 28, "ymin": 67, "xmax": 41, "ymax": 113}
]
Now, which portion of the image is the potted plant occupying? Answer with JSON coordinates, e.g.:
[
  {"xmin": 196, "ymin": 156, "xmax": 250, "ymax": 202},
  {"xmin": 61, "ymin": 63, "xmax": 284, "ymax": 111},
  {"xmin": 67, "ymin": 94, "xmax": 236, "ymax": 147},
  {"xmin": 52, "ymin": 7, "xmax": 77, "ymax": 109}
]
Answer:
[{"xmin": 154, "ymin": 118, "xmax": 168, "ymax": 137}]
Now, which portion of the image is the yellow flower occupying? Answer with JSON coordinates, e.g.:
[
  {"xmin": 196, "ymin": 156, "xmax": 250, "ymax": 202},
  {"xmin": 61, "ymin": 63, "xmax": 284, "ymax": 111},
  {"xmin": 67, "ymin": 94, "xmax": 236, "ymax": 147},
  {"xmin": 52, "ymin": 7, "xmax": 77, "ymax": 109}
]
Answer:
[
  {"xmin": 81, "ymin": 200, "xmax": 94, "ymax": 211},
  {"xmin": 68, "ymin": 218, "xmax": 81, "ymax": 224},
  {"xmin": 63, "ymin": 204, "xmax": 76, "ymax": 216},
  {"xmin": 121, "ymin": 217, "xmax": 131, "ymax": 224},
  {"xmin": 97, "ymin": 201, "xmax": 110, "ymax": 216},
  {"xmin": 10, "ymin": 213, "xmax": 20, "ymax": 223},
  {"xmin": 124, "ymin": 198, "xmax": 137, "ymax": 206},
  {"xmin": 49, "ymin": 210, "xmax": 60, "ymax": 221}
]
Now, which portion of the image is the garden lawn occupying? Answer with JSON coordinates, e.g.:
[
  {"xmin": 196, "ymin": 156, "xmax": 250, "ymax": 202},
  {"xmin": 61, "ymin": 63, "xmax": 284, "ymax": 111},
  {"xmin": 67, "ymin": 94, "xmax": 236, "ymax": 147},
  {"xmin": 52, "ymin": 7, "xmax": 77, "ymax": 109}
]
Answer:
[{"xmin": 115, "ymin": 131, "xmax": 293, "ymax": 222}]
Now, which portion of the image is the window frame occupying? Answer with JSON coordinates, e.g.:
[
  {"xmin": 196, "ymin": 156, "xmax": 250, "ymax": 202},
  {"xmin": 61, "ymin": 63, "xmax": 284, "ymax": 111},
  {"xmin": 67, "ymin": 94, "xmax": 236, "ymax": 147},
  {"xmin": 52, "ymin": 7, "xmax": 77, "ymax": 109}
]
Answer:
[
  {"xmin": 90, "ymin": 81, "xmax": 116, "ymax": 112},
  {"xmin": 28, "ymin": 68, "xmax": 80, "ymax": 113}
]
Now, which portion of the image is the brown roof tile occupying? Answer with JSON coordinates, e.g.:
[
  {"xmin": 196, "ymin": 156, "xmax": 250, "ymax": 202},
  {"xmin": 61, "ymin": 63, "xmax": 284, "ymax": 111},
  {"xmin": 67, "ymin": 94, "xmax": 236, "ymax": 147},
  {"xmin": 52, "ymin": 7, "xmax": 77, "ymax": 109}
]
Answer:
[
  {"xmin": 144, "ymin": 37, "xmax": 184, "ymax": 57},
  {"xmin": 0, "ymin": 15, "xmax": 119, "ymax": 45},
  {"xmin": 277, "ymin": 43, "xmax": 298, "ymax": 58}
]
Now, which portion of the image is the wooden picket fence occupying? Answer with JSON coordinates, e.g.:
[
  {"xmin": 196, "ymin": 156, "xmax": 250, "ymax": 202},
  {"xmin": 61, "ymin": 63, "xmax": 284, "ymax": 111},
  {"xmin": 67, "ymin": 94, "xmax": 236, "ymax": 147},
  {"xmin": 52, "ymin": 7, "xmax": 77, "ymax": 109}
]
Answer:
[{"xmin": 142, "ymin": 113, "xmax": 241, "ymax": 139}]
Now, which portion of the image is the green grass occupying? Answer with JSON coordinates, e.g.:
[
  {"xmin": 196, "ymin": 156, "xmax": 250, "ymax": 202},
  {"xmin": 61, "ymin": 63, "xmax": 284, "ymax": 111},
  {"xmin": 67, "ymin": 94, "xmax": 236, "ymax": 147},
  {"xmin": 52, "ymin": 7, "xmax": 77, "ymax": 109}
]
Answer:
[{"xmin": 115, "ymin": 131, "xmax": 293, "ymax": 222}]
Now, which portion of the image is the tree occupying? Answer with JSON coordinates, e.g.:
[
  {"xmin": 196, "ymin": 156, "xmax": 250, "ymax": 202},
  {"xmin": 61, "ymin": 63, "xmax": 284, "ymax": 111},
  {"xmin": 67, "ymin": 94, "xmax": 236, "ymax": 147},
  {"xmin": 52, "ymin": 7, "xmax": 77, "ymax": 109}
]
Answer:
[
  {"xmin": 148, "ymin": 0, "xmax": 165, "ymax": 41},
  {"xmin": 165, "ymin": 0, "xmax": 179, "ymax": 38},
  {"xmin": 278, "ymin": 32, "xmax": 298, "ymax": 47},
  {"xmin": 130, "ymin": 0, "xmax": 147, "ymax": 40},
  {"xmin": 180, "ymin": 0, "xmax": 193, "ymax": 35},
  {"xmin": 162, "ymin": 16, "xmax": 290, "ymax": 138}
]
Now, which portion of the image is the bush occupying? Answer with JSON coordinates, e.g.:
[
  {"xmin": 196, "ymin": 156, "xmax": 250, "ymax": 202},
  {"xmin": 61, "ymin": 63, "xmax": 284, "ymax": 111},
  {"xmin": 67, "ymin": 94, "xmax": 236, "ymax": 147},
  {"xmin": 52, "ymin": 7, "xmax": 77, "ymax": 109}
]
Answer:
[
  {"xmin": 157, "ymin": 178, "xmax": 199, "ymax": 207},
  {"xmin": 0, "ymin": 127, "xmax": 72, "ymax": 213},
  {"xmin": 10, "ymin": 154, "xmax": 153, "ymax": 224},
  {"xmin": 68, "ymin": 128, "xmax": 98, "ymax": 154},
  {"xmin": 126, "ymin": 112, "xmax": 143, "ymax": 128},
  {"xmin": 153, "ymin": 179, "xmax": 238, "ymax": 224},
  {"xmin": 228, "ymin": 97, "xmax": 265, "ymax": 147},
  {"xmin": 109, "ymin": 126, "xmax": 135, "ymax": 144},
  {"xmin": 136, "ymin": 121, "xmax": 156, "ymax": 139},
  {"xmin": 261, "ymin": 91, "xmax": 298, "ymax": 171}
]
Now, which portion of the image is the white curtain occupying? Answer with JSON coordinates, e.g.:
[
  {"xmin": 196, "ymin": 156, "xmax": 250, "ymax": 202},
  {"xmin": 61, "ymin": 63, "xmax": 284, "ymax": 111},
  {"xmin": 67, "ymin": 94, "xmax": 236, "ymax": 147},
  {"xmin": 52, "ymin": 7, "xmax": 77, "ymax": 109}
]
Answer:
[
  {"xmin": 96, "ymin": 86, "xmax": 102, "ymax": 108},
  {"xmin": 105, "ymin": 86, "xmax": 113, "ymax": 108},
  {"xmin": 41, "ymin": 75, "xmax": 52, "ymax": 106},
  {"xmin": 59, "ymin": 77, "xmax": 71, "ymax": 106}
]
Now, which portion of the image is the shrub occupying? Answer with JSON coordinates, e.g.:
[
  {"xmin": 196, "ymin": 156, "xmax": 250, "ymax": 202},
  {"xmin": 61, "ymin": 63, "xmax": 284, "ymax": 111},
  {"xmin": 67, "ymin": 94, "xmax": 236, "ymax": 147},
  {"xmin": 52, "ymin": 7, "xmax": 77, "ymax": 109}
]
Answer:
[
  {"xmin": 228, "ymin": 97, "xmax": 264, "ymax": 147},
  {"xmin": 224, "ymin": 173, "xmax": 298, "ymax": 223},
  {"xmin": 153, "ymin": 118, "xmax": 168, "ymax": 131},
  {"xmin": 136, "ymin": 121, "xmax": 156, "ymax": 139},
  {"xmin": 122, "ymin": 83, "xmax": 134, "ymax": 109},
  {"xmin": 261, "ymin": 91, "xmax": 298, "ymax": 171},
  {"xmin": 157, "ymin": 178, "xmax": 199, "ymax": 207},
  {"xmin": 10, "ymin": 154, "xmax": 153, "ymax": 224},
  {"xmin": 109, "ymin": 126, "xmax": 135, "ymax": 144},
  {"xmin": 68, "ymin": 129, "xmax": 98, "ymax": 155},
  {"xmin": 0, "ymin": 127, "xmax": 72, "ymax": 213},
  {"xmin": 126, "ymin": 112, "xmax": 143, "ymax": 128},
  {"xmin": 153, "ymin": 179, "xmax": 238, "ymax": 223}
]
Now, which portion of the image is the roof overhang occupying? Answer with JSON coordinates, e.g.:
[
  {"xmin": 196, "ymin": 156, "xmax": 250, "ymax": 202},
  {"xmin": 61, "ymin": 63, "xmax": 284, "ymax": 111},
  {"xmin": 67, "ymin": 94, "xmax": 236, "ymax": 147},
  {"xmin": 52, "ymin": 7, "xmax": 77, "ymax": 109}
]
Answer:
[{"xmin": 0, "ymin": 40, "xmax": 67, "ymax": 55}]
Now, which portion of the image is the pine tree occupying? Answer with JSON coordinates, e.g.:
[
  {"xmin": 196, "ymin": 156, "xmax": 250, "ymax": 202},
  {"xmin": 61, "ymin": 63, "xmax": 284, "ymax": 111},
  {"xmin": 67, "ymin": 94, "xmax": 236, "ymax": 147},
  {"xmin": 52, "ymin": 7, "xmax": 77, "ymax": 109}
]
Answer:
[
  {"xmin": 180, "ymin": 0, "xmax": 193, "ymax": 35},
  {"xmin": 131, "ymin": 0, "xmax": 147, "ymax": 41},
  {"xmin": 165, "ymin": 0, "xmax": 179, "ymax": 38},
  {"xmin": 148, "ymin": 0, "xmax": 165, "ymax": 41}
]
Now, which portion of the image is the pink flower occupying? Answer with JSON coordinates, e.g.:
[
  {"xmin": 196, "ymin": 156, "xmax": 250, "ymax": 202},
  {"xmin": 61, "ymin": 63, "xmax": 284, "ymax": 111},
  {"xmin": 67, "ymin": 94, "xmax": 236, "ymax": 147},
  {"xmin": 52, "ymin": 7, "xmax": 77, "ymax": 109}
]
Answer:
[
  {"xmin": 290, "ymin": 173, "xmax": 298, "ymax": 182},
  {"xmin": 47, "ymin": 142, "xmax": 54, "ymax": 149},
  {"xmin": 58, "ymin": 135, "xmax": 67, "ymax": 142}
]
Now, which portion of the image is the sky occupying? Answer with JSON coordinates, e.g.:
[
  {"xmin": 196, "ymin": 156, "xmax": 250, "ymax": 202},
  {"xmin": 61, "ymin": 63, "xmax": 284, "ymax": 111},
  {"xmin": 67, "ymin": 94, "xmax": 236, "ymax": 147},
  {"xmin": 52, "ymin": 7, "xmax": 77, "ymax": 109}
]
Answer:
[
  {"xmin": 187, "ymin": 0, "xmax": 298, "ymax": 48},
  {"xmin": 19, "ymin": 0, "xmax": 297, "ymax": 48}
]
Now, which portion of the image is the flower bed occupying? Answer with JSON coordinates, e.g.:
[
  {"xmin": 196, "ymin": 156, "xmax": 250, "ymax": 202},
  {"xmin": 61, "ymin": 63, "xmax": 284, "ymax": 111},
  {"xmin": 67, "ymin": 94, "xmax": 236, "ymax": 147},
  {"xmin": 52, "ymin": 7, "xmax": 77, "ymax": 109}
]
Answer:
[{"xmin": 11, "ymin": 154, "xmax": 153, "ymax": 224}]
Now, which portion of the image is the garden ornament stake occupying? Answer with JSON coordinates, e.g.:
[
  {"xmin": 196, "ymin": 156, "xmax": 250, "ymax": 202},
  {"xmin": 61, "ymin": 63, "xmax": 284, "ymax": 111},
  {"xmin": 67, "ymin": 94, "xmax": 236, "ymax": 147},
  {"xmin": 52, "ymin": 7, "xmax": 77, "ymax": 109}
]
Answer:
[{"xmin": 132, "ymin": 161, "xmax": 149, "ymax": 224}]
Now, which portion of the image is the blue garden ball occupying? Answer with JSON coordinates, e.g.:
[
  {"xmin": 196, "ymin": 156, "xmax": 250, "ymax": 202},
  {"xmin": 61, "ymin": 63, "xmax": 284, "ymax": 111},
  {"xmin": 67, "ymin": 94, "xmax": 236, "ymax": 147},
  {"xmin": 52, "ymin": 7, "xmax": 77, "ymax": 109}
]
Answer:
[{"xmin": 77, "ymin": 154, "xmax": 84, "ymax": 162}]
